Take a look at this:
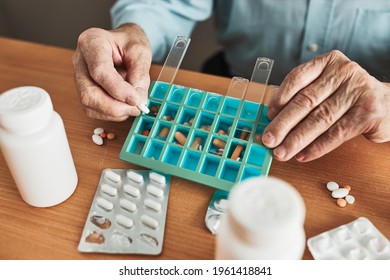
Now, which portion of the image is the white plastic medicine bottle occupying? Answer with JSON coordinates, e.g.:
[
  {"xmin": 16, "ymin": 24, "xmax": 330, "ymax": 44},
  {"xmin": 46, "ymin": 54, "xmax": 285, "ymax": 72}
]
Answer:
[
  {"xmin": 215, "ymin": 176, "xmax": 306, "ymax": 259},
  {"xmin": 0, "ymin": 86, "xmax": 78, "ymax": 207}
]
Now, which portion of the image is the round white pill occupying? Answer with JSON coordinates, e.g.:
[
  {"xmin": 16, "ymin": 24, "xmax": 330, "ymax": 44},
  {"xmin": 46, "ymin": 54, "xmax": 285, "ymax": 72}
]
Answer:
[
  {"xmin": 120, "ymin": 199, "xmax": 137, "ymax": 212},
  {"xmin": 116, "ymin": 214, "xmax": 134, "ymax": 229},
  {"xmin": 94, "ymin": 127, "xmax": 104, "ymax": 135},
  {"xmin": 331, "ymin": 188, "xmax": 349, "ymax": 198},
  {"xmin": 326, "ymin": 181, "xmax": 339, "ymax": 191},
  {"xmin": 345, "ymin": 195, "xmax": 355, "ymax": 205},
  {"xmin": 101, "ymin": 183, "xmax": 117, "ymax": 196},
  {"xmin": 137, "ymin": 103, "xmax": 150, "ymax": 114},
  {"xmin": 105, "ymin": 170, "xmax": 121, "ymax": 183},
  {"xmin": 141, "ymin": 215, "xmax": 159, "ymax": 229},
  {"xmin": 127, "ymin": 170, "xmax": 144, "ymax": 184},
  {"xmin": 144, "ymin": 198, "xmax": 162, "ymax": 212},
  {"xmin": 147, "ymin": 184, "xmax": 164, "ymax": 198},
  {"xmin": 123, "ymin": 184, "xmax": 140, "ymax": 197},
  {"xmin": 149, "ymin": 172, "xmax": 166, "ymax": 185},
  {"xmin": 96, "ymin": 197, "xmax": 114, "ymax": 211},
  {"xmin": 92, "ymin": 134, "xmax": 103, "ymax": 146}
]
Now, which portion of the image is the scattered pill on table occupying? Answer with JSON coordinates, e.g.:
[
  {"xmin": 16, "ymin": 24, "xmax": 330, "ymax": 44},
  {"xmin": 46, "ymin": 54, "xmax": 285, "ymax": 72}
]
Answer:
[
  {"xmin": 92, "ymin": 134, "xmax": 103, "ymax": 146},
  {"xmin": 336, "ymin": 198, "xmax": 347, "ymax": 208},
  {"xmin": 326, "ymin": 181, "xmax": 339, "ymax": 191},
  {"xmin": 94, "ymin": 127, "xmax": 104, "ymax": 135},
  {"xmin": 100, "ymin": 132, "xmax": 107, "ymax": 139},
  {"xmin": 345, "ymin": 195, "xmax": 355, "ymax": 205},
  {"xmin": 107, "ymin": 132, "xmax": 116, "ymax": 140},
  {"xmin": 342, "ymin": 184, "xmax": 352, "ymax": 191},
  {"xmin": 331, "ymin": 188, "xmax": 349, "ymax": 199}
]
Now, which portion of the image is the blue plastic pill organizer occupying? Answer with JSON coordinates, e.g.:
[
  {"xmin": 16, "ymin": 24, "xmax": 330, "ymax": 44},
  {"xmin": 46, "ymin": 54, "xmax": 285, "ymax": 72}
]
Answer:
[{"xmin": 119, "ymin": 36, "xmax": 275, "ymax": 191}]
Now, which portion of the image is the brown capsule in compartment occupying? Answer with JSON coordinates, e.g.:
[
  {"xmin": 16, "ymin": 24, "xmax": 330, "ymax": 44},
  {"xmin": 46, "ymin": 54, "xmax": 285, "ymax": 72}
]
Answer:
[
  {"xmin": 158, "ymin": 127, "xmax": 169, "ymax": 138},
  {"xmin": 239, "ymin": 128, "xmax": 250, "ymax": 140},
  {"xmin": 191, "ymin": 136, "xmax": 203, "ymax": 149},
  {"xmin": 174, "ymin": 131, "xmax": 187, "ymax": 145},
  {"xmin": 254, "ymin": 133, "xmax": 262, "ymax": 144},
  {"xmin": 231, "ymin": 144, "xmax": 244, "ymax": 160},
  {"xmin": 213, "ymin": 138, "xmax": 226, "ymax": 149}
]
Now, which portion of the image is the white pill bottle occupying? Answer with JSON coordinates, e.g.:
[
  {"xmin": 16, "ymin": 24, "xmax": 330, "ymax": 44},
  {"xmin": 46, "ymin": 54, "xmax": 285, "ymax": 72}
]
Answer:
[
  {"xmin": 215, "ymin": 176, "xmax": 306, "ymax": 259},
  {"xmin": 0, "ymin": 86, "xmax": 78, "ymax": 207}
]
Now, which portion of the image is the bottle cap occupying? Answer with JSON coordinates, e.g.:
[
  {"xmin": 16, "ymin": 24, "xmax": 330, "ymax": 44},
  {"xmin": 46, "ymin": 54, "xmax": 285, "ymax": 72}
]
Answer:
[
  {"xmin": 0, "ymin": 86, "xmax": 53, "ymax": 134},
  {"xmin": 227, "ymin": 176, "xmax": 306, "ymax": 246}
]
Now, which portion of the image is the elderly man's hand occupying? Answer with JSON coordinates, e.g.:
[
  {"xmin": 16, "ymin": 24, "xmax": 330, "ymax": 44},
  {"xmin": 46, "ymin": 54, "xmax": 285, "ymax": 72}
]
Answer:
[
  {"xmin": 73, "ymin": 23, "xmax": 152, "ymax": 121},
  {"xmin": 262, "ymin": 50, "xmax": 390, "ymax": 162}
]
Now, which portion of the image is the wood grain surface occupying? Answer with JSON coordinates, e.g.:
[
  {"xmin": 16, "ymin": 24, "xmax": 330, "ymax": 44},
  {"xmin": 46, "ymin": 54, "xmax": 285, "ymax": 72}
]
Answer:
[{"xmin": 0, "ymin": 37, "xmax": 389, "ymax": 260}]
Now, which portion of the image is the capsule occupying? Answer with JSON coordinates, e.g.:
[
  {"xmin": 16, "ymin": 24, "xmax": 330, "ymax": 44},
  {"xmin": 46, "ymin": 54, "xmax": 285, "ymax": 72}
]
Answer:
[
  {"xmin": 158, "ymin": 127, "xmax": 169, "ymax": 138},
  {"xmin": 174, "ymin": 131, "xmax": 187, "ymax": 145},
  {"xmin": 119, "ymin": 198, "xmax": 137, "ymax": 212},
  {"xmin": 147, "ymin": 184, "xmax": 164, "ymax": 198},
  {"xmin": 123, "ymin": 184, "xmax": 140, "ymax": 197},
  {"xmin": 137, "ymin": 103, "xmax": 150, "ymax": 114},
  {"xmin": 149, "ymin": 172, "xmax": 166, "ymax": 185},
  {"xmin": 116, "ymin": 214, "xmax": 134, "ymax": 229},
  {"xmin": 231, "ymin": 144, "xmax": 243, "ymax": 160},
  {"xmin": 96, "ymin": 197, "xmax": 114, "ymax": 211},
  {"xmin": 141, "ymin": 215, "xmax": 159, "ymax": 229},
  {"xmin": 144, "ymin": 198, "xmax": 162, "ymax": 212},
  {"xmin": 127, "ymin": 170, "xmax": 144, "ymax": 184},
  {"xmin": 191, "ymin": 136, "xmax": 203, "ymax": 149},
  {"xmin": 213, "ymin": 138, "xmax": 226, "ymax": 149},
  {"xmin": 100, "ymin": 183, "xmax": 117, "ymax": 196}
]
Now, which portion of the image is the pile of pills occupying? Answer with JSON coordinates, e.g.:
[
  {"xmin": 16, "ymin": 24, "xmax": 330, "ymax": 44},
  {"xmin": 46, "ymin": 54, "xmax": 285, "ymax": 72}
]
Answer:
[
  {"xmin": 92, "ymin": 127, "xmax": 116, "ymax": 146},
  {"xmin": 205, "ymin": 190, "xmax": 229, "ymax": 234},
  {"xmin": 307, "ymin": 217, "xmax": 390, "ymax": 260},
  {"xmin": 78, "ymin": 169, "xmax": 170, "ymax": 255},
  {"xmin": 326, "ymin": 181, "xmax": 355, "ymax": 207}
]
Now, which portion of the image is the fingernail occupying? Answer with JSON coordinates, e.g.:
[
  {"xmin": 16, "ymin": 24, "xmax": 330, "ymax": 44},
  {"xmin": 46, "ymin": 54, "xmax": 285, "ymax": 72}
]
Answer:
[
  {"xmin": 274, "ymin": 145, "xmax": 286, "ymax": 159},
  {"xmin": 262, "ymin": 131, "xmax": 275, "ymax": 147},
  {"xmin": 295, "ymin": 152, "xmax": 306, "ymax": 161}
]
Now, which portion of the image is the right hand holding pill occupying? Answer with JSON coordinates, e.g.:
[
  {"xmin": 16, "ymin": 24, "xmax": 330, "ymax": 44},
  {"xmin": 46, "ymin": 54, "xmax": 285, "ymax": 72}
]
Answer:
[{"xmin": 73, "ymin": 23, "xmax": 152, "ymax": 121}]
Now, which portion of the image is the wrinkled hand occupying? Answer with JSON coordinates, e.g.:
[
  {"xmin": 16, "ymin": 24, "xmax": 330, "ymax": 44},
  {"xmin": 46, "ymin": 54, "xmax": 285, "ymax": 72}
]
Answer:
[
  {"xmin": 262, "ymin": 50, "xmax": 390, "ymax": 162},
  {"xmin": 73, "ymin": 23, "xmax": 152, "ymax": 121}
]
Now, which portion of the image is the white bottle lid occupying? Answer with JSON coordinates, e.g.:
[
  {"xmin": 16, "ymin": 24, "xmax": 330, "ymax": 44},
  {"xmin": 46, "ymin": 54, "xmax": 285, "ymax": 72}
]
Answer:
[
  {"xmin": 227, "ymin": 176, "xmax": 306, "ymax": 246},
  {"xmin": 0, "ymin": 86, "xmax": 53, "ymax": 134}
]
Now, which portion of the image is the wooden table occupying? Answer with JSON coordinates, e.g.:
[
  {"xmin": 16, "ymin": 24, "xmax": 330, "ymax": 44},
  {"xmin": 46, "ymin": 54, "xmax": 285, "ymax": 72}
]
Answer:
[{"xmin": 0, "ymin": 37, "xmax": 389, "ymax": 260}]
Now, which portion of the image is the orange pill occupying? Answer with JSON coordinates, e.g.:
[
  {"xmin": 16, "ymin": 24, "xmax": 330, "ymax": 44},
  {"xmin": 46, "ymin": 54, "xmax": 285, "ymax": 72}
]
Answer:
[
  {"xmin": 239, "ymin": 128, "xmax": 250, "ymax": 140},
  {"xmin": 213, "ymin": 138, "xmax": 226, "ymax": 149},
  {"xmin": 191, "ymin": 136, "xmax": 203, "ymax": 149},
  {"xmin": 100, "ymin": 133, "xmax": 107, "ymax": 139},
  {"xmin": 254, "ymin": 134, "xmax": 262, "ymax": 144},
  {"xmin": 107, "ymin": 133, "xmax": 116, "ymax": 140},
  {"xmin": 158, "ymin": 127, "xmax": 169, "ymax": 138},
  {"xmin": 217, "ymin": 129, "xmax": 226, "ymax": 135},
  {"xmin": 174, "ymin": 131, "xmax": 187, "ymax": 145},
  {"xmin": 336, "ymin": 198, "xmax": 347, "ymax": 208},
  {"xmin": 342, "ymin": 185, "xmax": 352, "ymax": 191},
  {"xmin": 231, "ymin": 144, "xmax": 243, "ymax": 160}
]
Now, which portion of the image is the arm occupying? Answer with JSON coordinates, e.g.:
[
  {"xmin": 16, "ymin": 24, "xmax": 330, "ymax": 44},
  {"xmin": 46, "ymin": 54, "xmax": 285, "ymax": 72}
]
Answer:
[{"xmin": 262, "ymin": 50, "xmax": 390, "ymax": 162}]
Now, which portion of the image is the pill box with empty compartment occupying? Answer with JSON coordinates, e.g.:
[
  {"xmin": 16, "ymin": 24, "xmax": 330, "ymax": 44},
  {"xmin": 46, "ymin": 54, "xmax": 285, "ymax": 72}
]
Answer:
[
  {"xmin": 78, "ymin": 169, "xmax": 170, "ymax": 255},
  {"xmin": 119, "ymin": 81, "xmax": 273, "ymax": 191}
]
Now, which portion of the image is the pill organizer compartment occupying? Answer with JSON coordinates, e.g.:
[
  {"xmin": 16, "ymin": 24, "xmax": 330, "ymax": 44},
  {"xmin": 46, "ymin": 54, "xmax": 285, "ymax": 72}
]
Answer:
[
  {"xmin": 307, "ymin": 217, "xmax": 390, "ymax": 260},
  {"xmin": 78, "ymin": 169, "xmax": 171, "ymax": 255},
  {"xmin": 120, "ymin": 81, "xmax": 273, "ymax": 191}
]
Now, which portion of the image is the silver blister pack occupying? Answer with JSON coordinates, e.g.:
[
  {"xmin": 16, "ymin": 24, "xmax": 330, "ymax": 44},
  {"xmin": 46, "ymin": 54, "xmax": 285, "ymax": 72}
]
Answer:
[
  {"xmin": 205, "ymin": 190, "xmax": 229, "ymax": 234},
  {"xmin": 78, "ymin": 169, "xmax": 170, "ymax": 255}
]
